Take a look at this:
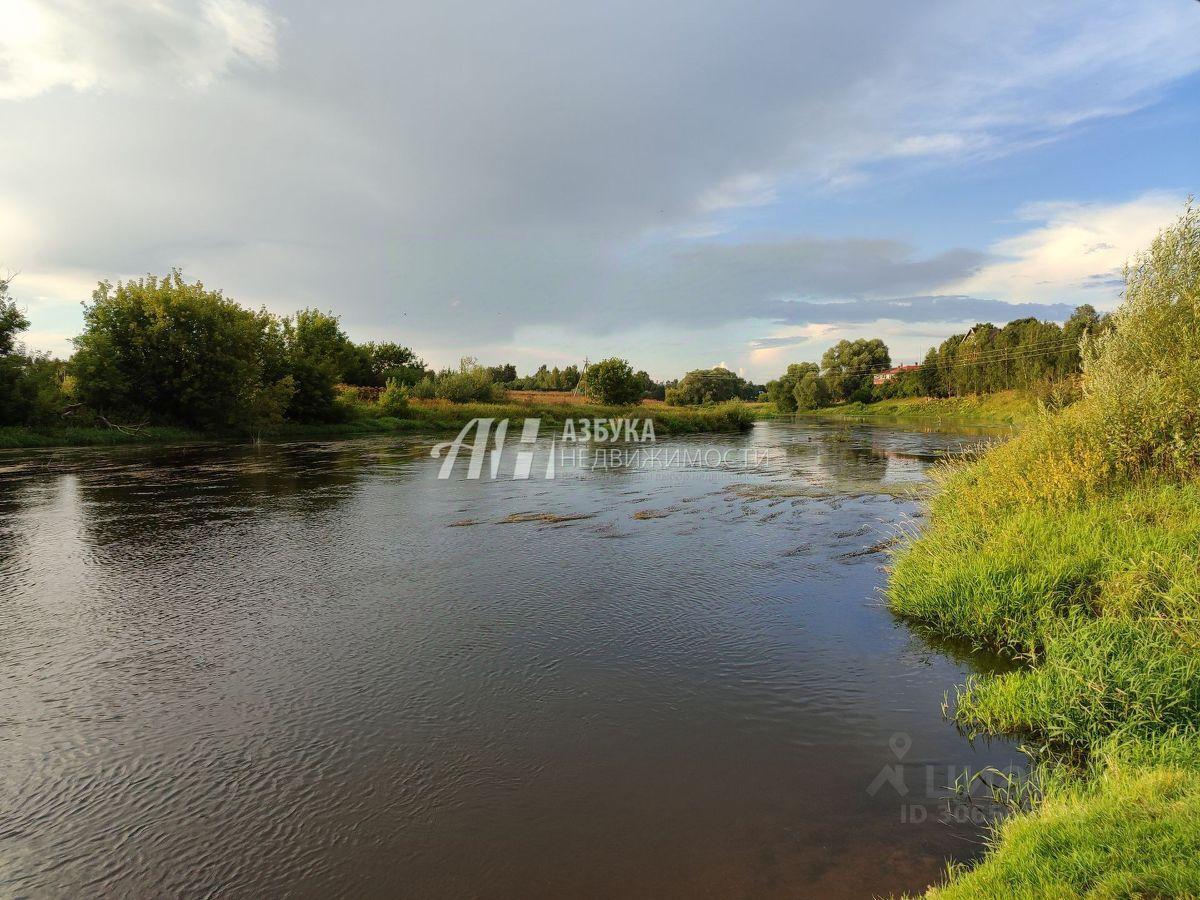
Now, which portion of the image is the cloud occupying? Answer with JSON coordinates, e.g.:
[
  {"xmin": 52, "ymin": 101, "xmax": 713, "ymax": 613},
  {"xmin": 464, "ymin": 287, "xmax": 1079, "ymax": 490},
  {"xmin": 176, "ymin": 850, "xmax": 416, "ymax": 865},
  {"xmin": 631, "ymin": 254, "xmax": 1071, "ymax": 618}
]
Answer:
[
  {"xmin": 0, "ymin": 0, "xmax": 278, "ymax": 100},
  {"xmin": 757, "ymin": 295, "xmax": 1077, "ymax": 330},
  {"xmin": 1, "ymin": 0, "xmax": 1197, "ymax": 372},
  {"xmin": 949, "ymin": 191, "xmax": 1186, "ymax": 306}
]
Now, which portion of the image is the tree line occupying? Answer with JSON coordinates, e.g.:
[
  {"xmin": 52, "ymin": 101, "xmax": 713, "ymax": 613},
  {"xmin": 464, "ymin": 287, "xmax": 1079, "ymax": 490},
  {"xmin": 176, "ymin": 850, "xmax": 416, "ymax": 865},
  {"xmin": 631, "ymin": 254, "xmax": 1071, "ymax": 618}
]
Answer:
[
  {"xmin": 764, "ymin": 306, "xmax": 1107, "ymax": 412},
  {"xmin": 1, "ymin": 268, "xmax": 1112, "ymax": 430},
  {"xmin": 0, "ymin": 270, "xmax": 757, "ymax": 429},
  {"xmin": 0, "ymin": 271, "xmax": 432, "ymax": 431}
]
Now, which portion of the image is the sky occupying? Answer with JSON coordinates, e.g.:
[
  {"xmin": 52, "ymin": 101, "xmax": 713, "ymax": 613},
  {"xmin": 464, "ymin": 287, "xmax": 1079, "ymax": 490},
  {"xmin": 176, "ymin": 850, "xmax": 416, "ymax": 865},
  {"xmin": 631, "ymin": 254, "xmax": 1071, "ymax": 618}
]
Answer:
[{"xmin": 1, "ymin": 0, "xmax": 1198, "ymax": 382}]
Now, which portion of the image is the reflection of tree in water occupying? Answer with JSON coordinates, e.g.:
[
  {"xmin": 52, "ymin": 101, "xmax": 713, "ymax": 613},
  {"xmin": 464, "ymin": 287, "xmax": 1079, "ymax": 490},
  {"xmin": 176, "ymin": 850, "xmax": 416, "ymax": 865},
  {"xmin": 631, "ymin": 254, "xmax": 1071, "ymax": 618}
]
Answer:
[
  {"xmin": 70, "ymin": 442, "xmax": 381, "ymax": 549},
  {"xmin": 5, "ymin": 441, "xmax": 423, "ymax": 676},
  {"xmin": 0, "ymin": 478, "xmax": 40, "ymax": 589}
]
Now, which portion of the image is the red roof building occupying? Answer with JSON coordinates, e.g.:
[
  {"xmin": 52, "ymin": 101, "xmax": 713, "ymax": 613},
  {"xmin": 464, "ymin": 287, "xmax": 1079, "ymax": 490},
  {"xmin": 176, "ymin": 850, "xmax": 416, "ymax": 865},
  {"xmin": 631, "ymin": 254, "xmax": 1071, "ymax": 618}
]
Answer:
[{"xmin": 872, "ymin": 364, "xmax": 921, "ymax": 386}]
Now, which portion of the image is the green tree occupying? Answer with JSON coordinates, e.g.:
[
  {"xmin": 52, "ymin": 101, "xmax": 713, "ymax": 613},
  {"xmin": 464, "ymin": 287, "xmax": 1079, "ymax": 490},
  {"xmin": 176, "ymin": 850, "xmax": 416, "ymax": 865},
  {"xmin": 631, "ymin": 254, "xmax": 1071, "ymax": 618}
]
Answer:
[
  {"xmin": 487, "ymin": 362, "xmax": 518, "ymax": 384},
  {"xmin": 793, "ymin": 372, "xmax": 832, "ymax": 410},
  {"xmin": 821, "ymin": 339, "xmax": 890, "ymax": 401},
  {"xmin": 282, "ymin": 309, "xmax": 373, "ymax": 420},
  {"xmin": 360, "ymin": 341, "xmax": 427, "ymax": 387},
  {"xmin": 765, "ymin": 362, "xmax": 820, "ymax": 412},
  {"xmin": 665, "ymin": 367, "xmax": 748, "ymax": 405},
  {"xmin": 0, "ymin": 276, "xmax": 29, "ymax": 356},
  {"xmin": 0, "ymin": 276, "xmax": 38, "ymax": 424},
  {"xmin": 581, "ymin": 357, "xmax": 641, "ymax": 405},
  {"xmin": 72, "ymin": 271, "xmax": 290, "ymax": 430}
]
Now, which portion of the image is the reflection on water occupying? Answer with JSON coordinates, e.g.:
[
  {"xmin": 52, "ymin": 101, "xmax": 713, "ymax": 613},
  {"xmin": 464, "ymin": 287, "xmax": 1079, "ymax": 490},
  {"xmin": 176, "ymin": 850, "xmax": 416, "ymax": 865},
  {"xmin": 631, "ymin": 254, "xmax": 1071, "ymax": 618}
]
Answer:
[{"xmin": 0, "ymin": 421, "xmax": 1020, "ymax": 898}]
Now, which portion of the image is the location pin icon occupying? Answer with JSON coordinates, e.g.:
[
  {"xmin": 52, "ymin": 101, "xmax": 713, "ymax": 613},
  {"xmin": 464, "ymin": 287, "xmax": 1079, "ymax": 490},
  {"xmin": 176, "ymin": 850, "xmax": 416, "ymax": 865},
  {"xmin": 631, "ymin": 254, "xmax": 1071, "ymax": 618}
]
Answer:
[{"xmin": 889, "ymin": 732, "xmax": 912, "ymax": 760}]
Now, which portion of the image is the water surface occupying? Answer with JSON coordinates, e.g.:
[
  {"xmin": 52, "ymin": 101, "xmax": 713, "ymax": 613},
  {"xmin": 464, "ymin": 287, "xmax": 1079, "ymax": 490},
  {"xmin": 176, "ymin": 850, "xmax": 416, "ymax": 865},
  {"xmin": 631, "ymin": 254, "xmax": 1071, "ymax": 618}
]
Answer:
[{"xmin": 0, "ymin": 421, "xmax": 1021, "ymax": 898}]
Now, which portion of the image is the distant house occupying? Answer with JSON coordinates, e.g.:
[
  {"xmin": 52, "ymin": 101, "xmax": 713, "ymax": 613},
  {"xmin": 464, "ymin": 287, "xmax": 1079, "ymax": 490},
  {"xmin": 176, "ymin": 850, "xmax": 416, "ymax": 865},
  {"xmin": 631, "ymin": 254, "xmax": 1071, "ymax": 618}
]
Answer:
[{"xmin": 872, "ymin": 364, "xmax": 921, "ymax": 386}]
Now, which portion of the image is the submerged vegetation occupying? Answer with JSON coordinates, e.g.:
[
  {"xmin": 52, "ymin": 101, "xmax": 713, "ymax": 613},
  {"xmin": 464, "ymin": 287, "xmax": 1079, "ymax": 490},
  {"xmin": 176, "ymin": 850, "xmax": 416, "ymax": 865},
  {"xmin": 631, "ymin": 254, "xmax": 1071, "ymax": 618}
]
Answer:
[{"xmin": 891, "ymin": 205, "xmax": 1200, "ymax": 896}]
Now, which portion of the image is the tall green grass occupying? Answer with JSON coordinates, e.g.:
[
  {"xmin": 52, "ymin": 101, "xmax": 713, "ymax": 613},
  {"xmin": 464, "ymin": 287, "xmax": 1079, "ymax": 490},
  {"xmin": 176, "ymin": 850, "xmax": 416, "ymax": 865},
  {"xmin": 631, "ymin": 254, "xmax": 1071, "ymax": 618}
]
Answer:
[
  {"xmin": 891, "ymin": 205, "xmax": 1200, "ymax": 896},
  {"xmin": 805, "ymin": 388, "xmax": 1040, "ymax": 425}
]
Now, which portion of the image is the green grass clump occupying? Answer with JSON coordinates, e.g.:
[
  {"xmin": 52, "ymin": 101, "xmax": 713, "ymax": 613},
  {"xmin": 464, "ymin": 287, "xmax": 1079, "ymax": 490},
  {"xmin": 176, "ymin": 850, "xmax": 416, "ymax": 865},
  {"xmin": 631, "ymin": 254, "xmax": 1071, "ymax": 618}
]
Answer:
[
  {"xmin": 927, "ymin": 734, "xmax": 1200, "ymax": 899},
  {"xmin": 803, "ymin": 389, "xmax": 1039, "ymax": 425},
  {"xmin": 891, "ymin": 205, "xmax": 1200, "ymax": 895}
]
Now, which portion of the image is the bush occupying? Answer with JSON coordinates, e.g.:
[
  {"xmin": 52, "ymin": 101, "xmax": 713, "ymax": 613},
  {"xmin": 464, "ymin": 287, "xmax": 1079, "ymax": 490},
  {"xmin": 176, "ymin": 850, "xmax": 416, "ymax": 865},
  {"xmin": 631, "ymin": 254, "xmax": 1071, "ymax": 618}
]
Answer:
[
  {"xmin": 379, "ymin": 377, "xmax": 410, "ymax": 416},
  {"xmin": 72, "ymin": 271, "xmax": 290, "ymax": 431},
  {"xmin": 431, "ymin": 357, "xmax": 505, "ymax": 403},
  {"xmin": 580, "ymin": 357, "xmax": 641, "ymax": 405},
  {"xmin": 411, "ymin": 376, "xmax": 436, "ymax": 399},
  {"xmin": 1081, "ymin": 202, "xmax": 1200, "ymax": 477},
  {"xmin": 665, "ymin": 367, "xmax": 753, "ymax": 405}
]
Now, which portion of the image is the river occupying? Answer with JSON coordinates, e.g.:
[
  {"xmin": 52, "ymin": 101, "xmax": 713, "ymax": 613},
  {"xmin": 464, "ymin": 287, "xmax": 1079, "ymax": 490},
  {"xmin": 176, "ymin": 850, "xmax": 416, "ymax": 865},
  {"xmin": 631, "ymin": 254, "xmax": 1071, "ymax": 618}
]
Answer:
[{"xmin": 0, "ymin": 419, "xmax": 1023, "ymax": 898}]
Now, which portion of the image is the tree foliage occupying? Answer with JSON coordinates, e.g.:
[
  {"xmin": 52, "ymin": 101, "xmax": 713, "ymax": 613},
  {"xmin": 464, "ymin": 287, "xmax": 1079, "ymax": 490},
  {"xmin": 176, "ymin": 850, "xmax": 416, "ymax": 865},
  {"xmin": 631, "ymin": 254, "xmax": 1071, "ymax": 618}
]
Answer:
[
  {"xmin": 793, "ymin": 371, "xmax": 832, "ymax": 410},
  {"xmin": 360, "ymin": 341, "xmax": 428, "ymax": 387},
  {"xmin": 510, "ymin": 363, "xmax": 582, "ymax": 391},
  {"xmin": 821, "ymin": 339, "xmax": 890, "ymax": 401},
  {"xmin": 665, "ymin": 367, "xmax": 754, "ymax": 405},
  {"xmin": 765, "ymin": 362, "xmax": 819, "ymax": 412},
  {"xmin": 580, "ymin": 357, "xmax": 642, "ymax": 405},
  {"xmin": 71, "ymin": 272, "xmax": 290, "ymax": 430}
]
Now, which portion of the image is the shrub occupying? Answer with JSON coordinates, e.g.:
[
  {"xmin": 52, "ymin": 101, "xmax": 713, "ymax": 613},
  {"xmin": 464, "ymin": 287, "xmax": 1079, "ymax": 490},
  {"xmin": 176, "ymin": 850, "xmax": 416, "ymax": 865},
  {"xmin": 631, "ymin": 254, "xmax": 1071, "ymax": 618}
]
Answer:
[
  {"xmin": 432, "ymin": 357, "xmax": 505, "ymax": 403},
  {"xmin": 411, "ymin": 376, "xmax": 436, "ymax": 399},
  {"xmin": 379, "ymin": 377, "xmax": 410, "ymax": 416},
  {"xmin": 665, "ymin": 367, "xmax": 753, "ymax": 405},
  {"xmin": 580, "ymin": 357, "xmax": 641, "ymax": 405},
  {"xmin": 72, "ymin": 271, "xmax": 287, "ymax": 430}
]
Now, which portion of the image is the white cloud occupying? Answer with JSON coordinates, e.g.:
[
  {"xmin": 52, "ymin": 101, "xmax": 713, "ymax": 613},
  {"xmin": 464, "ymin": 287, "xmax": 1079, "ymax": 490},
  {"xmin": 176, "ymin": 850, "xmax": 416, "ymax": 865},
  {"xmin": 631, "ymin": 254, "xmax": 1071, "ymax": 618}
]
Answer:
[
  {"xmin": 949, "ymin": 191, "xmax": 1186, "ymax": 306},
  {"xmin": 697, "ymin": 173, "xmax": 778, "ymax": 213},
  {"xmin": 889, "ymin": 132, "xmax": 992, "ymax": 158},
  {"xmin": 0, "ymin": 0, "xmax": 278, "ymax": 100}
]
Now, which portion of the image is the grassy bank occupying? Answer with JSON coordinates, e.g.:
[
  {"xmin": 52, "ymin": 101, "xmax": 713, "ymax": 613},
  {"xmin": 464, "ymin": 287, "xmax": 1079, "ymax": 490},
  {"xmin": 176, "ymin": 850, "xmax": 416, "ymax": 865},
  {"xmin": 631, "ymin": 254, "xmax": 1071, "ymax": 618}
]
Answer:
[
  {"xmin": 890, "ymin": 207, "xmax": 1200, "ymax": 897},
  {"xmin": 801, "ymin": 389, "xmax": 1039, "ymax": 425},
  {"xmin": 0, "ymin": 399, "xmax": 755, "ymax": 449},
  {"xmin": 894, "ymin": 475, "xmax": 1200, "ymax": 897}
]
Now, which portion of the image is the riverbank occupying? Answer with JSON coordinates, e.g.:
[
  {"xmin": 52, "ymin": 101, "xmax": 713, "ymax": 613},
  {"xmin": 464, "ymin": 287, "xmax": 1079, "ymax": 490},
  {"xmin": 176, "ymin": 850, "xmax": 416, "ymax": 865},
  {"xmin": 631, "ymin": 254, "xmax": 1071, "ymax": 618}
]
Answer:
[
  {"xmin": 889, "ymin": 211, "xmax": 1200, "ymax": 897},
  {"xmin": 801, "ymin": 389, "xmax": 1038, "ymax": 425},
  {"xmin": 892, "ymin": 471, "xmax": 1200, "ymax": 897},
  {"xmin": 0, "ymin": 398, "xmax": 756, "ymax": 449}
]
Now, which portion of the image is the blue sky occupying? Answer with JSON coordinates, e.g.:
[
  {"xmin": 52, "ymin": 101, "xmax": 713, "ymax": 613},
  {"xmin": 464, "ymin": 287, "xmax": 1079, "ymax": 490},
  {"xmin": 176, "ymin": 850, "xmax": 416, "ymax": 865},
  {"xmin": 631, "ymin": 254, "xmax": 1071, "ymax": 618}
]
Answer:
[{"xmin": 2, "ymin": 0, "xmax": 1198, "ymax": 381}]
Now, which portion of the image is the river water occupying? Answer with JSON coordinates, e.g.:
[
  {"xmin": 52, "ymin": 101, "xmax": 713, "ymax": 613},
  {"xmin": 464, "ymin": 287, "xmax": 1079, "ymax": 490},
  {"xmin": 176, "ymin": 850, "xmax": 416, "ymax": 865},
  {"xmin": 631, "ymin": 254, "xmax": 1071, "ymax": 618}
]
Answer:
[{"xmin": 0, "ymin": 420, "xmax": 1023, "ymax": 898}]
